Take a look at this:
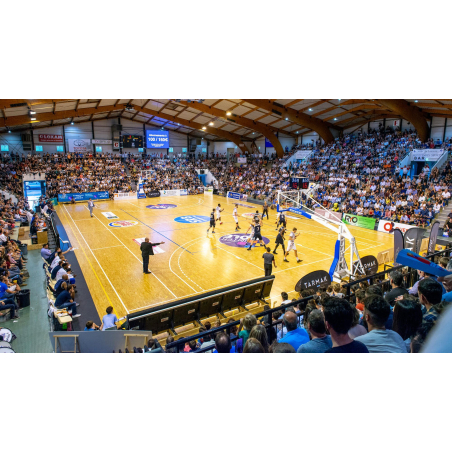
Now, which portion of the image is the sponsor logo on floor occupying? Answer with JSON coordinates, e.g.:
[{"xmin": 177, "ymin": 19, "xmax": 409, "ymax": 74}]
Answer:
[
  {"xmin": 133, "ymin": 238, "xmax": 165, "ymax": 254},
  {"xmin": 219, "ymin": 233, "xmax": 270, "ymax": 248},
  {"xmin": 101, "ymin": 212, "xmax": 119, "ymax": 219},
  {"xmin": 108, "ymin": 220, "xmax": 138, "ymax": 228},
  {"xmin": 146, "ymin": 204, "xmax": 177, "ymax": 209},
  {"xmin": 174, "ymin": 215, "xmax": 210, "ymax": 224}
]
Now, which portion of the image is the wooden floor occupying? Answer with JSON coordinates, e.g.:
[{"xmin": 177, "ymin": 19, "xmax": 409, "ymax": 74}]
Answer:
[{"xmin": 55, "ymin": 195, "xmax": 394, "ymax": 319}]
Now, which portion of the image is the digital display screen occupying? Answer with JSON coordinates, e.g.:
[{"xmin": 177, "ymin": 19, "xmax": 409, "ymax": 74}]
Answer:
[
  {"xmin": 290, "ymin": 177, "xmax": 309, "ymax": 190},
  {"xmin": 56, "ymin": 146, "xmax": 64, "ymax": 152},
  {"xmin": 122, "ymin": 135, "xmax": 143, "ymax": 148},
  {"xmin": 1, "ymin": 145, "xmax": 9, "ymax": 152},
  {"xmin": 36, "ymin": 145, "xmax": 43, "ymax": 152},
  {"xmin": 146, "ymin": 130, "xmax": 169, "ymax": 149}
]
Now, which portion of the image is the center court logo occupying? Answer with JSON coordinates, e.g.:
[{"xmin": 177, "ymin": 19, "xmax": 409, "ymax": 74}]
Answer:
[
  {"xmin": 219, "ymin": 233, "xmax": 270, "ymax": 248},
  {"xmin": 146, "ymin": 204, "xmax": 177, "ymax": 209},
  {"xmin": 108, "ymin": 220, "xmax": 138, "ymax": 228},
  {"xmin": 174, "ymin": 215, "xmax": 210, "ymax": 224}
]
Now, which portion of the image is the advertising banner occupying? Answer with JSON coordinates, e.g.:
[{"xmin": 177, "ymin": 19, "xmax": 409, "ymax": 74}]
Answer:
[
  {"xmin": 378, "ymin": 220, "xmax": 417, "ymax": 234},
  {"xmin": 101, "ymin": 212, "xmax": 119, "ymax": 220},
  {"xmin": 393, "ymin": 229, "xmax": 404, "ymax": 262},
  {"xmin": 180, "ymin": 189, "xmax": 188, "ymax": 196},
  {"xmin": 146, "ymin": 130, "xmax": 169, "ymax": 149},
  {"xmin": 342, "ymin": 213, "xmax": 377, "ymax": 230},
  {"xmin": 147, "ymin": 191, "xmax": 160, "ymax": 198},
  {"xmin": 68, "ymin": 138, "xmax": 91, "ymax": 153},
  {"xmin": 295, "ymin": 270, "xmax": 331, "ymax": 292},
  {"xmin": 57, "ymin": 191, "xmax": 109, "ymax": 203},
  {"xmin": 92, "ymin": 139, "xmax": 112, "ymax": 145},
  {"xmin": 411, "ymin": 149, "xmax": 445, "ymax": 162},
  {"xmin": 237, "ymin": 157, "xmax": 247, "ymax": 164},
  {"xmin": 353, "ymin": 255, "xmax": 379, "ymax": 276},
  {"xmin": 403, "ymin": 227, "xmax": 424, "ymax": 254},
  {"xmin": 38, "ymin": 134, "xmax": 63, "ymax": 143},
  {"xmin": 314, "ymin": 208, "xmax": 342, "ymax": 222},
  {"xmin": 227, "ymin": 191, "xmax": 247, "ymax": 201},
  {"xmin": 294, "ymin": 151, "xmax": 312, "ymax": 160},
  {"xmin": 160, "ymin": 189, "xmax": 184, "ymax": 196},
  {"xmin": 427, "ymin": 221, "xmax": 440, "ymax": 254}
]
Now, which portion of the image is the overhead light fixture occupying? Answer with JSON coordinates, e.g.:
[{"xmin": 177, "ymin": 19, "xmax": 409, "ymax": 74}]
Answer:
[
  {"xmin": 71, "ymin": 121, "xmax": 74, "ymax": 125},
  {"xmin": 309, "ymin": 108, "xmax": 313, "ymax": 111},
  {"xmin": 209, "ymin": 122, "xmax": 214, "ymax": 126},
  {"xmin": 338, "ymin": 99, "xmax": 341, "ymax": 101},
  {"xmin": 334, "ymin": 118, "xmax": 337, "ymax": 121},
  {"xmin": 29, "ymin": 110, "xmax": 36, "ymax": 115},
  {"xmin": 226, "ymin": 112, "xmax": 231, "ymax": 116},
  {"xmin": 8, "ymin": 129, "xmax": 11, "ymax": 133},
  {"xmin": 285, "ymin": 117, "xmax": 288, "ymax": 120},
  {"xmin": 252, "ymin": 132, "xmax": 255, "ymax": 134},
  {"xmin": 296, "ymin": 131, "xmax": 298, "ymax": 134},
  {"xmin": 414, "ymin": 100, "xmax": 418, "ymax": 103},
  {"xmin": 202, "ymin": 126, "xmax": 206, "ymax": 130}
]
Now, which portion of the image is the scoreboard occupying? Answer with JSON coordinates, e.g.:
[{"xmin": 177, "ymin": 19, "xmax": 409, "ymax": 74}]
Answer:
[
  {"xmin": 122, "ymin": 135, "xmax": 143, "ymax": 148},
  {"xmin": 290, "ymin": 177, "xmax": 309, "ymax": 190}
]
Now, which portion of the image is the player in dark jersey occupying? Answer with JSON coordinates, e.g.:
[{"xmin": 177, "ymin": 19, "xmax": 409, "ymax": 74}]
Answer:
[
  {"xmin": 272, "ymin": 226, "xmax": 286, "ymax": 255},
  {"xmin": 262, "ymin": 200, "xmax": 269, "ymax": 220},
  {"xmin": 247, "ymin": 220, "xmax": 265, "ymax": 250},
  {"xmin": 276, "ymin": 211, "xmax": 287, "ymax": 230},
  {"xmin": 253, "ymin": 210, "xmax": 261, "ymax": 223},
  {"xmin": 207, "ymin": 209, "xmax": 216, "ymax": 234}
]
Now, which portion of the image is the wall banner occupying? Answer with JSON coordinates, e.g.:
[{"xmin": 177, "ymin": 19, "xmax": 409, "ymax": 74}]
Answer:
[
  {"xmin": 378, "ymin": 220, "xmax": 417, "ymax": 234},
  {"xmin": 38, "ymin": 134, "xmax": 63, "ymax": 143},
  {"xmin": 68, "ymin": 138, "xmax": 91, "ymax": 153},
  {"xmin": 342, "ymin": 214, "xmax": 377, "ymax": 230}
]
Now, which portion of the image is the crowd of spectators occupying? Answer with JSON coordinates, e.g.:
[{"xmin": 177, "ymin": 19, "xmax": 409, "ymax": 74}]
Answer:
[{"xmin": 164, "ymin": 262, "xmax": 452, "ymax": 353}]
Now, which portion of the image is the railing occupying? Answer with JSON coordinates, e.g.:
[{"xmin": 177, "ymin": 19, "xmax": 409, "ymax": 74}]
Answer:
[
  {"xmin": 343, "ymin": 246, "xmax": 452, "ymax": 301},
  {"xmin": 165, "ymin": 295, "xmax": 313, "ymax": 353},
  {"xmin": 431, "ymin": 150, "xmax": 448, "ymax": 174}
]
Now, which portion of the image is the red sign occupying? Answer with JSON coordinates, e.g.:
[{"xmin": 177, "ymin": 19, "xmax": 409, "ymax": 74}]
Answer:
[
  {"xmin": 113, "ymin": 142, "xmax": 120, "ymax": 149},
  {"xmin": 38, "ymin": 134, "xmax": 63, "ymax": 143}
]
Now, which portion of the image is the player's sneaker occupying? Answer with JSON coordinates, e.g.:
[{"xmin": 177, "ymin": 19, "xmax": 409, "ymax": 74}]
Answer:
[
  {"xmin": 207, "ymin": 229, "xmax": 209, "ymax": 233},
  {"xmin": 283, "ymin": 259, "xmax": 289, "ymax": 262},
  {"xmin": 273, "ymin": 251, "xmax": 277, "ymax": 254},
  {"xmin": 212, "ymin": 231, "xmax": 215, "ymax": 233},
  {"xmin": 297, "ymin": 259, "xmax": 303, "ymax": 263},
  {"xmin": 220, "ymin": 222, "xmax": 223, "ymax": 225}
]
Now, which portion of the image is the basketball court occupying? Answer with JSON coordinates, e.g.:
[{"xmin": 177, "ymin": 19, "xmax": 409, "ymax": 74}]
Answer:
[{"xmin": 55, "ymin": 195, "xmax": 394, "ymax": 319}]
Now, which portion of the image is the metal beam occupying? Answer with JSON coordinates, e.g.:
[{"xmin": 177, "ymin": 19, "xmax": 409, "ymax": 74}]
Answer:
[
  {"xmin": 129, "ymin": 103, "xmax": 251, "ymax": 152},
  {"xmin": 0, "ymin": 103, "xmax": 129, "ymax": 128},
  {"xmin": 0, "ymin": 99, "xmax": 74, "ymax": 109},
  {"xmin": 242, "ymin": 99, "xmax": 336, "ymax": 144},
  {"xmin": 377, "ymin": 99, "xmax": 430, "ymax": 142},
  {"xmin": 177, "ymin": 101, "xmax": 285, "ymax": 157}
]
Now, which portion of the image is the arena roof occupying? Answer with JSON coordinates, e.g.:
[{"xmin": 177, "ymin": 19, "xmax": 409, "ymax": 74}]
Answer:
[{"xmin": 1, "ymin": 99, "xmax": 451, "ymax": 145}]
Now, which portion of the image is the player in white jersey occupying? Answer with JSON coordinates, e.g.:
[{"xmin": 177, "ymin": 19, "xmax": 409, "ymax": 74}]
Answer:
[
  {"xmin": 284, "ymin": 227, "xmax": 302, "ymax": 263},
  {"xmin": 233, "ymin": 204, "xmax": 240, "ymax": 231},
  {"xmin": 216, "ymin": 203, "xmax": 224, "ymax": 225}
]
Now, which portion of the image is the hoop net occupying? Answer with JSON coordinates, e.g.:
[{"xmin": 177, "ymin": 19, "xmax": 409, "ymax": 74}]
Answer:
[{"xmin": 277, "ymin": 190, "xmax": 301, "ymax": 211}]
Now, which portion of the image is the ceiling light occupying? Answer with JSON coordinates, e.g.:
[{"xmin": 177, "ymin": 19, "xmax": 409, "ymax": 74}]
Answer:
[
  {"xmin": 414, "ymin": 100, "xmax": 418, "ymax": 103},
  {"xmin": 309, "ymin": 108, "xmax": 313, "ymax": 111},
  {"xmin": 8, "ymin": 129, "xmax": 11, "ymax": 133},
  {"xmin": 209, "ymin": 122, "xmax": 214, "ymax": 126},
  {"xmin": 334, "ymin": 118, "xmax": 337, "ymax": 121},
  {"xmin": 338, "ymin": 99, "xmax": 341, "ymax": 101},
  {"xmin": 29, "ymin": 110, "xmax": 36, "ymax": 115},
  {"xmin": 71, "ymin": 121, "xmax": 74, "ymax": 125},
  {"xmin": 285, "ymin": 117, "xmax": 288, "ymax": 120},
  {"xmin": 226, "ymin": 112, "xmax": 231, "ymax": 116},
  {"xmin": 296, "ymin": 131, "xmax": 298, "ymax": 134},
  {"xmin": 202, "ymin": 126, "xmax": 206, "ymax": 130},
  {"xmin": 252, "ymin": 132, "xmax": 255, "ymax": 134}
]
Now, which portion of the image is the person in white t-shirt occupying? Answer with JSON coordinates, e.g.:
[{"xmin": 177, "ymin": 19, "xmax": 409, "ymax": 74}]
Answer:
[
  {"xmin": 284, "ymin": 227, "xmax": 302, "ymax": 263},
  {"xmin": 233, "ymin": 204, "xmax": 240, "ymax": 232}
]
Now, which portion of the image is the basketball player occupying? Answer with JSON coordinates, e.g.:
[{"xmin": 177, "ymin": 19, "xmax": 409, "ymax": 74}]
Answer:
[
  {"xmin": 207, "ymin": 208, "xmax": 216, "ymax": 234},
  {"xmin": 244, "ymin": 222, "xmax": 254, "ymax": 247},
  {"xmin": 276, "ymin": 211, "xmax": 287, "ymax": 230},
  {"xmin": 253, "ymin": 210, "xmax": 261, "ymax": 224},
  {"xmin": 216, "ymin": 203, "xmax": 224, "ymax": 225},
  {"xmin": 247, "ymin": 220, "xmax": 265, "ymax": 251},
  {"xmin": 272, "ymin": 226, "xmax": 286, "ymax": 255},
  {"xmin": 284, "ymin": 227, "xmax": 302, "ymax": 263},
  {"xmin": 262, "ymin": 200, "xmax": 269, "ymax": 220},
  {"xmin": 233, "ymin": 204, "xmax": 240, "ymax": 231}
]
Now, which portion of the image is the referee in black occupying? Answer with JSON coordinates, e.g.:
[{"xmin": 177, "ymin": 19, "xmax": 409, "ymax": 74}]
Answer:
[
  {"xmin": 262, "ymin": 247, "xmax": 277, "ymax": 276},
  {"xmin": 140, "ymin": 237, "xmax": 165, "ymax": 274},
  {"xmin": 262, "ymin": 200, "xmax": 269, "ymax": 220},
  {"xmin": 272, "ymin": 226, "xmax": 286, "ymax": 255}
]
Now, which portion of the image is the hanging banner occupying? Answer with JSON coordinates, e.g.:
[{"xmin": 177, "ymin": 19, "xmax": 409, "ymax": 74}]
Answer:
[
  {"xmin": 342, "ymin": 213, "xmax": 377, "ymax": 230},
  {"xmin": 295, "ymin": 270, "xmax": 331, "ymax": 292},
  {"xmin": 294, "ymin": 151, "xmax": 312, "ymax": 160},
  {"xmin": 403, "ymin": 227, "xmax": 425, "ymax": 254},
  {"xmin": 411, "ymin": 149, "xmax": 444, "ymax": 162},
  {"xmin": 393, "ymin": 229, "xmax": 404, "ymax": 263},
  {"xmin": 68, "ymin": 138, "xmax": 91, "ymax": 153},
  {"xmin": 427, "ymin": 221, "xmax": 441, "ymax": 255},
  {"xmin": 38, "ymin": 134, "xmax": 63, "ymax": 143},
  {"xmin": 378, "ymin": 220, "xmax": 417, "ymax": 234}
]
